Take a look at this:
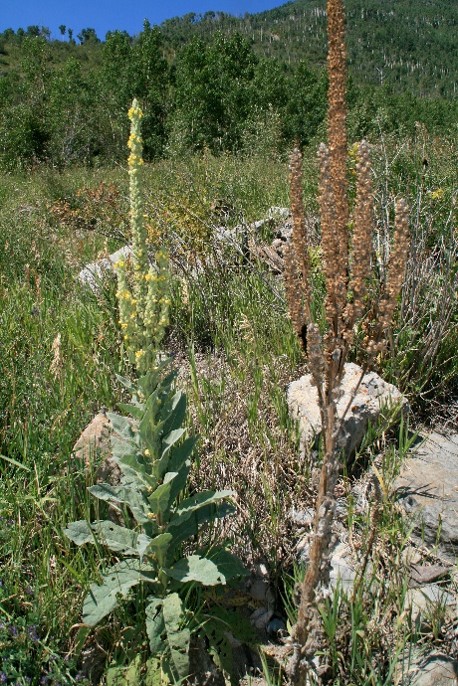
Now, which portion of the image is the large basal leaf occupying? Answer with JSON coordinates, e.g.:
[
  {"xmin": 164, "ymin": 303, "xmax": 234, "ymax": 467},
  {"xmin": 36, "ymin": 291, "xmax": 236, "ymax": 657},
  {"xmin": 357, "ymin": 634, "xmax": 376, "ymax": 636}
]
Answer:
[
  {"xmin": 145, "ymin": 597, "xmax": 164, "ymax": 656},
  {"xmin": 91, "ymin": 521, "xmax": 151, "ymax": 557},
  {"xmin": 105, "ymin": 655, "xmax": 142, "ymax": 686},
  {"xmin": 165, "ymin": 555, "xmax": 227, "ymax": 586},
  {"xmin": 107, "ymin": 412, "xmax": 134, "ymax": 440},
  {"xmin": 166, "ymin": 502, "xmax": 234, "ymax": 556},
  {"xmin": 207, "ymin": 549, "xmax": 248, "ymax": 581},
  {"xmin": 165, "ymin": 551, "xmax": 246, "ymax": 587},
  {"xmin": 175, "ymin": 490, "xmax": 234, "ymax": 518},
  {"xmin": 162, "ymin": 593, "xmax": 190, "ymax": 680},
  {"xmin": 161, "ymin": 392, "xmax": 187, "ymax": 438},
  {"xmin": 144, "ymin": 657, "xmax": 168, "ymax": 686},
  {"xmin": 88, "ymin": 483, "xmax": 151, "ymax": 524},
  {"xmin": 203, "ymin": 606, "xmax": 254, "ymax": 679},
  {"xmin": 83, "ymin": 560, "xmax": 156, "ymax": 626},
  {"xmin": 64, "ymin": 520, "xmax": 94, "ymax": 546},
  {"xmin": 111, "ymin": 435, "xmax": 138, "ymax": 462}
]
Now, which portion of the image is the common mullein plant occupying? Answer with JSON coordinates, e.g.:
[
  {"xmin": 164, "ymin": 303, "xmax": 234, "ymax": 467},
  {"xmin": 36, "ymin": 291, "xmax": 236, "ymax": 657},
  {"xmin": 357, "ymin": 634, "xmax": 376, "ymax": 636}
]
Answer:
[
  {"xmin": 65, "ymin": 100, "xmax": 245, "ymax": 683},
  {"xmin": 284, "ymin": 1, "xmax": 409, "ymax": 683}
]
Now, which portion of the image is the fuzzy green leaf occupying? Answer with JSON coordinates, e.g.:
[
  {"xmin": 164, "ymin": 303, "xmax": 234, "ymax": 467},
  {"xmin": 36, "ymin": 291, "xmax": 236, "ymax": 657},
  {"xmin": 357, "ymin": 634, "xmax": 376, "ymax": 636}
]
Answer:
[
  {"xmin": 88, "ymin": 483, "xmax": 151, "ymax": 524},
  {"xmin": 162, "ymin": 392, "xmax": 187, "ymax": 437},
  {"xmin": 162, "ymin": 593, "xmax": 190, "ymax": 680},
  {"xmin": 117, "ymin": 402, "xmax": 144, "ymax": 420},
  {"xmin": 156, "ymin": 429, "xmax": 186, "ymax": 479},
  {"xmin": 207, "ymin": 549, "xmax": 248, "ymax": 581},
  {"xmin": 107, "ymin": 412, "xmax": 133, "ymax": 439},
  {"xmin": 145, "ymin": 597, "xmax": 164, "ymax": 656},
  {"xmin": 83, "ymin": 560, "xmax": 156, "ymax": 626},
  {"xmin": 64, "ymin": 520, "xmax": 94, "ymax": 546},
  {"xmin": 148, "ymin": 477, "xmax": 174, "ymax": 515},
  {"xmin": 167, "ymin": 437, "xmax": 196, "ymax": 474},
  {"xmin": 111, "ymin": 435, "xmax": 137, "ymax": 462},
  {"xmin": 162, "ymin": 428, "xmax": 186, "ymax": 452},
  {"xmin": 116, "ymin": 453, "xmax": 157, "ymax": 491},
  {"xmin": 166, "ymin": 502, "xmax": 234, "ymax": 555},
  {"xmin": 91, "ymin": 521, "xmax": 151, "ymax": 556},
  {"xmin": 176, "ymin": 490, "xmax": 234, "ymax": 518},
  {"xmin": 148, "ymin": 468, "xmax": 189, "ymax": 518},
  {"xmin": 165, "ymin": 555, "xmax": 226, "ymax": 586},
  {"xmin": 106, "ymin": 656, "xmax": 142, "ymax": 686},
  {"xmin": 146, "ymin": 533, "xmax": 173, "ymax": 566}
]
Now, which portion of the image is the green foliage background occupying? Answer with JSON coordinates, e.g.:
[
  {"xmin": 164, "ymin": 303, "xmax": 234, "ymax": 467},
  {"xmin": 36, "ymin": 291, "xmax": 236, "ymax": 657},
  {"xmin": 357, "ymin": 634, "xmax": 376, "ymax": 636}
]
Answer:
[{"xmin": 0, "ymin": 0, "xmax": 457, "ymax": 169}]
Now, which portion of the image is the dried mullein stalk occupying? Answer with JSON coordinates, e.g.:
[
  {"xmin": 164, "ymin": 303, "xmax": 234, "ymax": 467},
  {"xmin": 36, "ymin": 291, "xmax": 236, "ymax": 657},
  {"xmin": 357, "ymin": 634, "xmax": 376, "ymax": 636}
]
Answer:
[{"xmin": 285, "ymin": 0, "xmax": 410, "ymax": 683}]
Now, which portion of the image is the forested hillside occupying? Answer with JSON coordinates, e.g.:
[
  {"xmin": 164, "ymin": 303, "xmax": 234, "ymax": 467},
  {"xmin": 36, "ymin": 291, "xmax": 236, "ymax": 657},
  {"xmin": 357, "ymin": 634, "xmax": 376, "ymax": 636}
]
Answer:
[
  {"xmin": 162, "ymin": 0, "xmax": 458, "ymax": 98},
  {"xmin": 0, "ymin": 0, "xmax": 456, "ymax": 169}
]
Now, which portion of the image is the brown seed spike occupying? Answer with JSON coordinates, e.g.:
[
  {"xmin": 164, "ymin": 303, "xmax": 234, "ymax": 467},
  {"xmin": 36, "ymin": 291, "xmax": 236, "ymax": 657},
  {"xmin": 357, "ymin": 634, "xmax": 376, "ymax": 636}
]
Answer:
[{"xmin": 326, "ymin": 0, "xmax": 349, "ymax": 331}]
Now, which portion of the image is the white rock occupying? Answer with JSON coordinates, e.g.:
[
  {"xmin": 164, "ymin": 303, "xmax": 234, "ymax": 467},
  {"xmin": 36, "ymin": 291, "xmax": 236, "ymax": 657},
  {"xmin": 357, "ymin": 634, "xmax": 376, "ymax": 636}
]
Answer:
[
  {"xmin": 403, "ymin": 584, "xmax": 456, "ymax": 625},
  {"xmin": 78, "ymin": 245, "xmax": 132, "ymax": 293},
  {"xmin": 395, "ymin": 432, "xmax": 458, "ymax": 559},
  {"xmin": 410, "ymin": 654, "xmax": 458, "ymax": 686},
  {"xmin": 287, "ymin": 362, "xmax": 406, "ymax": 461}
]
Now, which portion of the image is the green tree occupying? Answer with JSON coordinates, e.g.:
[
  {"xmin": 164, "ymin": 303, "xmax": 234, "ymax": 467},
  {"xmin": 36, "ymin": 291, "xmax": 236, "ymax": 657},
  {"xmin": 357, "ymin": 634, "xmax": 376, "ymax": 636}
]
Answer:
[
  {"xmin": 131, "ymin": 21, "xmax": 169, "ymax": 159},
  {"xmin": 173, "ymin": 32, "xmax": 257, "ymax": 152},
  {"xmin": 77, "ymin": 27, "xmax": 99, "ymax": 45},
  {"xmin": 283, "ymin": 62, "xmax": 327, "ymax": 145}
]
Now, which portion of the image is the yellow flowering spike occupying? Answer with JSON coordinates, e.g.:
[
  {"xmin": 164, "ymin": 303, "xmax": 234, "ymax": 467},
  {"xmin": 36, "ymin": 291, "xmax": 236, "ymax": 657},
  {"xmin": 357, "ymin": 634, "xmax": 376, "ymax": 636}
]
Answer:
[{"xmin": 114, "ymin": 98, "xmax": 171, "ymax": 372}]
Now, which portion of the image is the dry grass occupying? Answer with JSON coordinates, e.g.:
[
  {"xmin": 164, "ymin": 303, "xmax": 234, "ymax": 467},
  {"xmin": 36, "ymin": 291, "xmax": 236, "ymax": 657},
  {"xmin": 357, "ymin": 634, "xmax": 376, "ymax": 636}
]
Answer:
[{"xmin": 173, "ymin": 346, "xmax": 313, "ymax": 570}]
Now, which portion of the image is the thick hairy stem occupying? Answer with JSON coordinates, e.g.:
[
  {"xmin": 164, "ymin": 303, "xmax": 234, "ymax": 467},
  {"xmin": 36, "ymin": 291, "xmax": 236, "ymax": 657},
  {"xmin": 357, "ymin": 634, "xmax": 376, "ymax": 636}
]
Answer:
[{"xmin": 289, "ymin": 399, "xmax": 339, "ymax": 685}]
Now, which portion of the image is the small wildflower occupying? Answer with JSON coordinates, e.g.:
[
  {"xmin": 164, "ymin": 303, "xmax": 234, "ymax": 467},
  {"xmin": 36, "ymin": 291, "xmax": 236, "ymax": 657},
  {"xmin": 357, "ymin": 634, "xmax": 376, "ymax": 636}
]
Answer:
[{"xmin": 429, "ymin": 188, "xmax": 444, "ymax": 200}]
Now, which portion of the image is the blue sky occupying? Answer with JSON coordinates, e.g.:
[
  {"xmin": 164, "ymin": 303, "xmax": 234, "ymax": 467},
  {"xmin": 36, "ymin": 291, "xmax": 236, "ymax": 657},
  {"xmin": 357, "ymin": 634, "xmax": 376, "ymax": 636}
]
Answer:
[{"xmin": 1, "ymin": 0, "xmax": 284, "ymax": 40}]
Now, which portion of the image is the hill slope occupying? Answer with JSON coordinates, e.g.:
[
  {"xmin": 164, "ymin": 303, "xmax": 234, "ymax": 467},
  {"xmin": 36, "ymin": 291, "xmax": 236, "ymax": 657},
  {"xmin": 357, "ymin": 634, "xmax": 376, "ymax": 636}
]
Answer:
[{"xmin": 161, "ymin": 0, "xmax": 458, "ymax": 98}]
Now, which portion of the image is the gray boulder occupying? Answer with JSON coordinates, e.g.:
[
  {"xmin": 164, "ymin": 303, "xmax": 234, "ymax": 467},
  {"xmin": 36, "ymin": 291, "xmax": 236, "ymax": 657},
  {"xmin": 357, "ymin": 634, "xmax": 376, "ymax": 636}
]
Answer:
[
  {"xmin": 407, "ymin": 654, "xmax": 458, "ymax": 686},
  {"xmin": 78, "ymin": 245, "xmax": 132, "ymax": 293},
  {"xmin": 287, "ymin": 362, "xmax": 406, "ymax": 461},
  {"xmin": 395, "ymin": 432, "xmax": 458, "ymax": 559}
]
